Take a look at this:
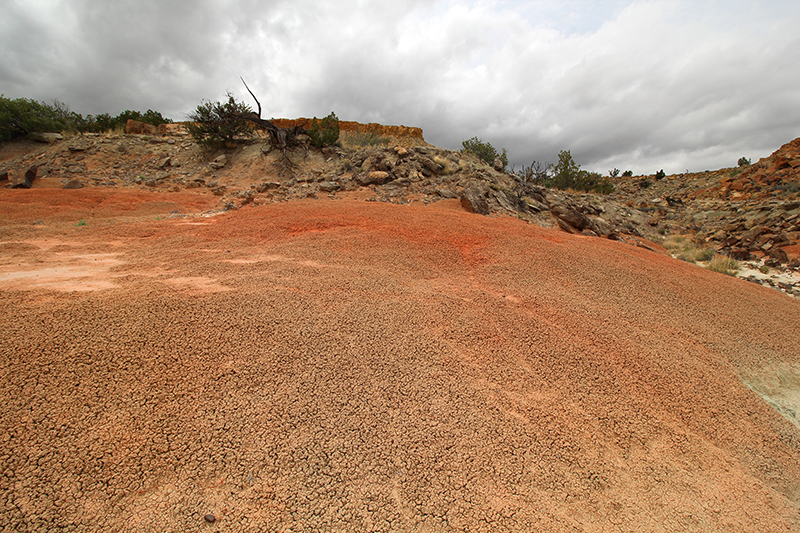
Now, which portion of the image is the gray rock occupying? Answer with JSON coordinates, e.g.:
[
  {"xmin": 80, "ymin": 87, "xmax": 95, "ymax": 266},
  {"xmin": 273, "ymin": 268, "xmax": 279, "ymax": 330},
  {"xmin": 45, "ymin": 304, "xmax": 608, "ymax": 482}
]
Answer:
[
  {"xmin": 523, "ymin": 197, "xmax": 548, "ymax": 213},
  {"xmin": 418, "ymin": 156, "xmax": 444, "ymax": 175},
  {"xmin": 12, "ymin": 165, "xmax": 38, "ymax": 189},
  {"xmin": 30, "ymin": 132, "xmax": 62, "ymax": 143},
  {"xmin": 460, "ymin": 184, "xmax": 491, "ymax": 215},
  {"xmin": 319, "ymin": 181, "xmax": 340, "ymax": 192},
  {"xmin": 356, "ymin": 171, "xmax": 392, "ymax": 186},
  {"xmin": 551, "ymin": 203, "xmax": 591, "ymax": 230},
  {"xmin": 435, "ymin": 188, "xmax": 458, "ymax": 199},
  {"xmin": 209, "ymin": 155, "xmax": 227, "ymax": 169},
  {"xmin": 256, "ymin": 181, "xmax": 281, "ymax": 193},
  {"xmin": 62, "ymin": 179, "xmax": 84, "ymax": 189}
]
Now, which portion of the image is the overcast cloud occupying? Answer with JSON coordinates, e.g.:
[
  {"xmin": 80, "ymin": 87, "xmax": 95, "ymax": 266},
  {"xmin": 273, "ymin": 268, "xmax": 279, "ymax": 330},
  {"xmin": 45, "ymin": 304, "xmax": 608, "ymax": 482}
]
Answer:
[{"xmin": 2, "ymin": 0, "xmax": 799, "ymax": 174}]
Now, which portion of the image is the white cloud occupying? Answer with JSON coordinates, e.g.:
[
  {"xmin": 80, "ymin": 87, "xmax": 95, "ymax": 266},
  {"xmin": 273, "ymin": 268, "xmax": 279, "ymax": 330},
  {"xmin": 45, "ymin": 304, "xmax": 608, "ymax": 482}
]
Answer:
[{"xmin": 1, "ymin": 0, "xmax": 799, "ymax": 174}]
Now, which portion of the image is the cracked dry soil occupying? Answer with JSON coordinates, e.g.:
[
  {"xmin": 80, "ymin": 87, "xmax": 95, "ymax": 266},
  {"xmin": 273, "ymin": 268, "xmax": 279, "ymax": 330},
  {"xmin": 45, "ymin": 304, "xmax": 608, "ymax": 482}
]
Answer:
[{"xmin": 1, "ymin": 188, "xmax": 800, "ymax": 532}]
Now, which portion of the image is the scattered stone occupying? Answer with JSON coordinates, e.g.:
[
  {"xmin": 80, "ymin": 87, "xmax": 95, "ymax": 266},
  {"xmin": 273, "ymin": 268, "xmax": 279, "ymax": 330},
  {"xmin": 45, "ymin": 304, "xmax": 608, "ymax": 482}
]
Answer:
[
  {"xmin": 63, "ymin": 180, "xmax": 84, "ymax": 189},
  {"xmin": 204, "ymin": 514, "xmax": 216, "ymax": 523}
]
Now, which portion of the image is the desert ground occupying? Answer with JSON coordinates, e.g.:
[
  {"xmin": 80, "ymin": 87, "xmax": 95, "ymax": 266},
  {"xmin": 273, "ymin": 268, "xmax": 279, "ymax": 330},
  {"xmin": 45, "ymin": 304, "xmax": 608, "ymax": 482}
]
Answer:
[{"xmin": 1, "ymin": 144, "xmax": 800, "ymax": 531}]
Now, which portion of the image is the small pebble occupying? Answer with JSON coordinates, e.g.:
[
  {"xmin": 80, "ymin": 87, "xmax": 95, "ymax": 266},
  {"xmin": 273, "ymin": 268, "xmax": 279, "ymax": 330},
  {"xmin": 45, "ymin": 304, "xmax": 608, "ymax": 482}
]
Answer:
[{"xmin": 204, "ymin": 514, "xmax": 216, "ymax": 523}]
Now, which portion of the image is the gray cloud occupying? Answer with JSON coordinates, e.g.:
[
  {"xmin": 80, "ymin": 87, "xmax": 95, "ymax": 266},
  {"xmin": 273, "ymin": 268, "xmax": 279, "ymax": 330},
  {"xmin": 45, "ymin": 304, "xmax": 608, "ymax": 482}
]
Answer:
[{"xmin": 2, "ymin": 0, "xmax": 799, "ymax": 175}]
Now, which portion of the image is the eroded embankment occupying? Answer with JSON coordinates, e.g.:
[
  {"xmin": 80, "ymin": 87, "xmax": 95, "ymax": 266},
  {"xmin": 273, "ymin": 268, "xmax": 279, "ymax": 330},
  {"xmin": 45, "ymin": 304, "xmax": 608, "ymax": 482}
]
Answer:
[{"xmin": 1, "ymin": 195, "xmax": 799, "ymax": 532}]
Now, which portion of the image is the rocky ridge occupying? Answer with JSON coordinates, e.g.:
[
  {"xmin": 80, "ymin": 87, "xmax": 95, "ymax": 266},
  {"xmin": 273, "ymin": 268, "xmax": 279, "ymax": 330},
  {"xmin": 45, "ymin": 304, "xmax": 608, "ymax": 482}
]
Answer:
[{"xmin": 1, "ymin": 122, "xmax": 799, "ymax": 296}]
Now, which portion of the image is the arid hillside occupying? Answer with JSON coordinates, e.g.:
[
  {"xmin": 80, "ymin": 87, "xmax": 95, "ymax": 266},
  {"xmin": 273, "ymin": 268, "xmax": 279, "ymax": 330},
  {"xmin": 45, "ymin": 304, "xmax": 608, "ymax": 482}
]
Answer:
[{"xmin": 1, "ymin": 126, "xmax": 800, "ymax": 532}]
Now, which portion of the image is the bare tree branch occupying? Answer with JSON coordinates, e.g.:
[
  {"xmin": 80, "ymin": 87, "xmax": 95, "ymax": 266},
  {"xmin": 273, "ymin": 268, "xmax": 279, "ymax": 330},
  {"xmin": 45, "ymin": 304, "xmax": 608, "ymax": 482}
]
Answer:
[{"xmin": 240, "ymin": 77, "xmax": 262, "ymax": 119}]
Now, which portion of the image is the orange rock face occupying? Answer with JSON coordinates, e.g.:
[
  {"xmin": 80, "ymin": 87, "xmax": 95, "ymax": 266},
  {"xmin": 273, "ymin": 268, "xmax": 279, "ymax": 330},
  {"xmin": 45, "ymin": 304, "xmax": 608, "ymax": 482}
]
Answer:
[{"xmin": 272, "ymin": 118, "xmax": 425, "ymax": 140}]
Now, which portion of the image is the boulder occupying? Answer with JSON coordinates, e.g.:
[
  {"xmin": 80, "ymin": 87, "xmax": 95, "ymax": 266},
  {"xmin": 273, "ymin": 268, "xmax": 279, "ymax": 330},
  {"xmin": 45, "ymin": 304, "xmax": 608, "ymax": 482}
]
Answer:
[
  {"xmin": 356, "ymin": 171, "xmax": 392, "ymax": 186},
  {"xmin": 418, "ymin": 156, "xmax": 444, "ymax": 175},
  {"xmin": 589, "ymin": 216, "xmax": 616, "ymax": 238},
  {"xmin": 319, "ymin": 181, "xmax": 340, "ymax": 192},
  {"xmin": 62, "ymin": 180, "xmax": 84, "ymax": 189},
  {"xmin": 29, "ymin": 132, "xmax": 62, "ymax": 143},
  {"xmin": 0, "ymin": 170, "xmax": 8, "ymax": 185},
  {"xmin": 550, "ymin": 203, "xmax": 591, "ymax": 231},
  {"xmin": 11, "ymin": 165, "xmax": 38, "ymax": 189},
  {"xmin": 209, "ymin": 155, "xmax": 227, "ymax": 169},
  {"xmin": 256, "ymin": 181, "xmax": 281, "ymax": 193},
  {"xmin": 460, "ymin": 184, "xmax": 491, "ymax": 215},
  {"xmin": 769, "ymin": 247, "xmax": 790, "ymax": 264}
]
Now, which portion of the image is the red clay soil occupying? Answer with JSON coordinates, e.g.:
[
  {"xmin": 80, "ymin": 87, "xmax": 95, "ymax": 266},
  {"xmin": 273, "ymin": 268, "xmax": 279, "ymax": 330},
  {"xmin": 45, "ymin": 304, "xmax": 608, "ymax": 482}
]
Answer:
[{"xmin": 1, "ymin": 189, "xmax": 800, "ymax": 532}]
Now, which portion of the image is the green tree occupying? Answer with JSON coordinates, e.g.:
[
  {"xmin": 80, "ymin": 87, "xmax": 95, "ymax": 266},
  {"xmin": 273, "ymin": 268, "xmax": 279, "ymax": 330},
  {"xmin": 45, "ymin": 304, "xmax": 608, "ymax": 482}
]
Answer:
[
  {"xmin": 551, "ymin": 150, "xmax": 581, "ymax": 190},
  {"xmin": 306, "ymin": 112, "xmax": 340, "ymax": 148},
  {"xmin": 550, "ymin": 150, "xmax": 614, "ymax": 193},
  {"xmin": 186, "ymin": 93, "xmax": 253, "ymax": 148},
  {"xmin": 461, "ymin": 136, "xmax": 508, "ymax": 169},
  {"xmin": 738, "ymin": 156, "xmax": 751, "ymax": 167}
]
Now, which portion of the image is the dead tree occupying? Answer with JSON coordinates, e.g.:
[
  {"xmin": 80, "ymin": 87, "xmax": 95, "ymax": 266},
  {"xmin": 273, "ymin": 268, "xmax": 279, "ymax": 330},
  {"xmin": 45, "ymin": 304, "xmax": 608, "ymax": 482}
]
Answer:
[{"xmin": 230, "ymin": 78, "xmax": 307, "ymax": 174}]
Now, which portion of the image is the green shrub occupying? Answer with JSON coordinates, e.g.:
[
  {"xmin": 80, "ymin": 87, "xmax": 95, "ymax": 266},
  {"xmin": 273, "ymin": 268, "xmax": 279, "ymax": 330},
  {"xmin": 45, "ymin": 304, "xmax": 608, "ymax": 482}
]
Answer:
[
  {"xmin": 655, "ymin": 169, "xmax": 666, "ymax": 180},
  {"xmin": 461, "ymin": 136, "xmax": 508, "ymax": 169},
  {"xmin": 639, "ymin": 178, "xmax": 651, "ymax": 189},
  {"xmin": 622, "ymin": 170, "xmax": 633, "ymax": 177},
  {"xmin": 609, "ymin": 168, "xmax": 620, "ymax": 177},
  {"xmin": 0, "ymin": 96, "xmax": 71, "ymax": 140},
  {"xmin": 307, "ymin": 112, "xmax": 340, "ymax": 148},
  {"xmin": 738, "ymin": 156, "xmax": 751, "ymax": 167},
  {"xmin": 186, "ymin": 93, "xmax": 253, "ymax": 148}
]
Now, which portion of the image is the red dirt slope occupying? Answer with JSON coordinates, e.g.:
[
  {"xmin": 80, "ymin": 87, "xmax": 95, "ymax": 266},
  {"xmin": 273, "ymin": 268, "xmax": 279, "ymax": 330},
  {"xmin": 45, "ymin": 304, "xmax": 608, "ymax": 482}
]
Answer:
[{"xmin": 1, "ymin": 191, "xmax": 799, "ymax": 532}]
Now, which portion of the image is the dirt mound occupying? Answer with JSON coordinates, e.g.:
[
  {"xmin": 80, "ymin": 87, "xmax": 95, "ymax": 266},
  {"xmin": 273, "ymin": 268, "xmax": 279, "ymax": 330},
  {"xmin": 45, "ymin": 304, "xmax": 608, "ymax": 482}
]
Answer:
[{"xmin": 1, "ymin": 192, "xmax": 799, "ymax": 532}]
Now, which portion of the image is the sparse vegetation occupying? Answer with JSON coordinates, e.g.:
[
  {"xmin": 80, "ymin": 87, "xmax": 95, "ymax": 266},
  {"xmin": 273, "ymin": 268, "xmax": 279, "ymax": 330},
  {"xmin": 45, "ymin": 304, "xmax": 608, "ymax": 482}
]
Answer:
[
  {"xmin": 706, "ymin": 254, "xmax": 740, "ymax": 276},
  {"xmin": 609, "ymin": 168, "xmax": 620, "ymax": 178},
  {"xmin": 306, "ymin": 112, "xmax": 340, "ymax": 148},
  {"xmin": 186, "ymin": 93, "xmax": 253, "ymax": 149},
  {"xmin": 76, "ymin": 219, "xmax": 87, "ymax": 227},
  {"xmin": 340, "ymin": 130, "xmax": 389, "ymax": 149},
  {"xmin": 663, "ymin": 235, "xmax": 715, "ymax": 263},
  {"xmin": 461, "ymin": 137, "xmax": 508, "ymax": 170},
  {"xmin": 513, "ymin": 160, "xmax": 552, "ymax": 187},
  {"xmin": 738, "ymin": 156, "xmax": 751, "ymax": 167},
  {"xmin": 655, "ymin": 169, "xmax": 666, "ymax": 180},
  {"xmin": 622, "ymin": 170, "xmax": 633, "ymax": 177}
]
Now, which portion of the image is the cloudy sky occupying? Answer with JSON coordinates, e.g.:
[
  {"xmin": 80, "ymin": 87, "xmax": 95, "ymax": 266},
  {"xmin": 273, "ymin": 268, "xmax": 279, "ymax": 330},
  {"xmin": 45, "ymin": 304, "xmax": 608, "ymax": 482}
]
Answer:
[{"xmin": 2, "ymin": 0, "xmax": 799, "ymax": 174}]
